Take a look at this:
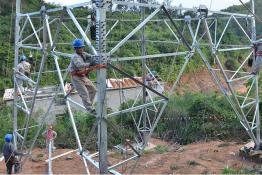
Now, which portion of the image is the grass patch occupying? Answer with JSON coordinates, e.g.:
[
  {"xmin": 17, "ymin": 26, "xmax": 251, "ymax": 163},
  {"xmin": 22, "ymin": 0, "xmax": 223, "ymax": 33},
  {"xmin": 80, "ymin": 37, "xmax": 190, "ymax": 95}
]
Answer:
[
  {"xmin": 217, "ymin": 143, "xmax": 230, "ymax": 147},
  {"xmin": 187, "ymin": 160, "xmax": 201, "ymax": 166},
  {"xmin": 170, "ymin": 164, "xmax": 178, "ymax": 170},
  {"xmin": 154, "ymin": 145, "xmax": 169, "ymax": 154}
]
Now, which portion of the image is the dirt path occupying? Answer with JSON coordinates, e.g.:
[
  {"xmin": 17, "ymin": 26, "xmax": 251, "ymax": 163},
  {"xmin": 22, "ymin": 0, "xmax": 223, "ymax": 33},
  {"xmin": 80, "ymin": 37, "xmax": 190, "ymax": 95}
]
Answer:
[{"xmin": 0, "ymin": 139, "xmax": 259, "ymax": 174}]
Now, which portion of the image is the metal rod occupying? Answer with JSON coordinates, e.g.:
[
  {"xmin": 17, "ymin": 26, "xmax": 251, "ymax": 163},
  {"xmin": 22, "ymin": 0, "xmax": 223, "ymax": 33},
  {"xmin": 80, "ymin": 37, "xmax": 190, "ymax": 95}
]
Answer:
[
  {"xmin": 27, "ymin": 15, "xmax": 43, "ymax": 48},
  {"xmin": 48, "ymin": 141, "xmax": 53, "ymax": 175},
  {"xmin": 109, "ymin": 7, "xmax": 161, "ymax": 55},
  {"xmin": 54, "ymin": 55, "xmax": 90, "ymax": 174},
  {"xmin": 162, "ymin": 5, "xmax": 191, "ymax": 51},
  {"xmin": 232, "ymin": 15, "xmax": 251, "ymax": 41},
  {"xmin": 106, "ymin": 20, "xmax": 119, "ymax": 37},
  {"xmin": 21, "ymin": 5, "xmax": 49, "ymax": 151},
  {"xmin": 216, "ymin": 15, "xmax": 233, "ymax": 49},
  {"xmin": 164, "ymin": 20, "xmax": 180, "ymax": 42},
  {"xmin": 21, "ymin": 18, "xmax": 57, "ymax": 44},
  {"xmin": 111, "ymin": 52, "xmax": 187, "ymax": 62}
]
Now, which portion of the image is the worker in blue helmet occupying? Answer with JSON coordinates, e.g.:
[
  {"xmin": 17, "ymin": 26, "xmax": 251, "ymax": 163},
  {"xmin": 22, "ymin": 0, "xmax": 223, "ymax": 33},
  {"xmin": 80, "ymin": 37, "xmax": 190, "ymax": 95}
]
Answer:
[
  {"xmin": 2, "ymin": 134, "xmax": 27, "ymax": 174},
  {"xmin": 15, "ymin": 54, "xmax": 33, "ymax": 95},
  {"xmin": 67, "ymin": 39, "xmax": 106, "ymax": 115},
  {"xmin": 146, "ymin": 70, "xmax": 159, "ymax": 87}
]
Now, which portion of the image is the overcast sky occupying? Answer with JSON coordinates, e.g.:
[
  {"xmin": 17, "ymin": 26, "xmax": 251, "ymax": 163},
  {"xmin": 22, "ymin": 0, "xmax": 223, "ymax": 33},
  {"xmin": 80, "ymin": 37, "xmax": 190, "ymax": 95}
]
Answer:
[{"xmin": 44, "ymin": 0, "xmax": 250, "ymax": 11}]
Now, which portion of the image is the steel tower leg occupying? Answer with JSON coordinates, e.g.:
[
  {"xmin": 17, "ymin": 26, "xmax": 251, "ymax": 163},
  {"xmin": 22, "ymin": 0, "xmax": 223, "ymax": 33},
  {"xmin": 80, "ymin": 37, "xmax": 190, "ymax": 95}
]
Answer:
[{"xmin": 95, "ymin": 0, "xmax": 108, "ymax": 173}]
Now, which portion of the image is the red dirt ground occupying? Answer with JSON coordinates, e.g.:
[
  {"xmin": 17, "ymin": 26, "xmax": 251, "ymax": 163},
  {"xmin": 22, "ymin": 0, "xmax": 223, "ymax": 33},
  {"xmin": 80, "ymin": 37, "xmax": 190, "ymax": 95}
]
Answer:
[{"xmin": 0, "ymin": 138, "xmax": 259, "ymax": 174}]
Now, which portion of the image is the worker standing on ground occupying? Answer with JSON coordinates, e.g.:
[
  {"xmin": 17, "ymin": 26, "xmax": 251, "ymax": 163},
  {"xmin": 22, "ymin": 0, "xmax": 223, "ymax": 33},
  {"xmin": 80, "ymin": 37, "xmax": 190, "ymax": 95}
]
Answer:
[
  {"xmin": 68, "ymin": 38, "xmax": 106, "ymax": 114},
  {"xmin": 42, "ymin": 125, "xmax": 57, "ymax": 152},
  {"xmin": 251, "ymin": 39, "xmax": 262, "ymax": 75},
  {"xmin": 15, "ymin": 54, "xmax": 33, "ymax": 94},
  {"xmin": 2, "ymin": 134, "xmax": 26, "ymax": 174}
]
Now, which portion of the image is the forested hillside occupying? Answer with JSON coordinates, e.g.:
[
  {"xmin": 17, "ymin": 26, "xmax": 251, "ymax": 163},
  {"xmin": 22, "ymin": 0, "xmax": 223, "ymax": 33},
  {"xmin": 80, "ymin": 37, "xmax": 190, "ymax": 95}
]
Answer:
[{"xmin": 0, "ymin": 0, "xmax": 260, "ymax": 96}]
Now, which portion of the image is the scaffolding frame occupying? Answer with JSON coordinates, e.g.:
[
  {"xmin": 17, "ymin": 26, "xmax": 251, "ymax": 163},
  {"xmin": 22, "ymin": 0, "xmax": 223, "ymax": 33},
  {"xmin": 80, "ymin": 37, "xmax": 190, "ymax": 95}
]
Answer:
[{"xmin": 13, "ymin": 0, "xmax": 260, "ymax": 174}]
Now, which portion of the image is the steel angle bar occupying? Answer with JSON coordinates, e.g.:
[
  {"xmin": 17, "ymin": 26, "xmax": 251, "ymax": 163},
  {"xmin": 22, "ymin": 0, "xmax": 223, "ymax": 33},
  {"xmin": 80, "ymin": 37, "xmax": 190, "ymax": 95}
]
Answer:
[
  {"xmin": 16, "ymin": 124, "xmax": 40, "ymax": 132},
  {"xmin": 201, "ymin": 18, "xmax": 256, "ymax": 141},
  {"xmin": 45, "ymin": 149, "xmax": 77, "ymax": 162},
  {"xmin": 214, "ymin": 18, "xmax": 217, "ymax": 46},
  {"xmin": 109, "ymin": 7, "xmax": 161, "ymax": 55},
  {"xmin": 108, "ymin": 155, "xmax": 139, "ymax": 170},
  {"xmin": 67, "ymin": 97, "xmax": 86, "ymax": 111},
  {"xmin": 211, "ymin": 68, "xmax": 248, "ymax": 74},
  {"xmin": 111, "ymin": 52, "xmax": 187, "ymax": 62},
  {"xmin": 18, "ymin": 45, "xmax": 42, "ymax": 51},
  {"xmin": 15, "ymin": 131, "xmax": 24, "ymax": 140},
  {"xmin": 82, "ymin": 152, "xmax": 99, "ymax": 169},
  {"xmin": 21, "ymin": 40, "xmax": 48, "ymax": 151},
  {"xmin": 190, "ymin": 20, "xmax": 254, "ymax": 141},
  {"xmin": 146, "ymin": 88, "xmax": 158, "ymax": 111},
  {"xmin": 228, "ymin": 52, "xmax": 252, "ymax": 80},
  {"xmin": 27, "ymin": 15, "xmax": 43, "ymax": 48},
  {"xmin": 13, "ymin": 68, "xmax": 37, "ymax": 84},
  {"xmin": 21, "ymin": 18, "xmax": 58, "ymax": 44},
  {"xmin": 162, "ymin": 6, "xmax": 191, "ymax": 51},
  {"xmin": 197, "ymin": 19, "xmax": 215, "ymax": 45},
  {"xmin": 54, "ymin": 56, "xmax": 90, "ymax": 174},
  {"xmin": 106, "ymin": 20, "xmax": 119, "ymax": 38},
  {"xmin": 232, "ymin": 16, "xmax": 252, "ymax": 42},
  {"xmin": 19, "ymin": 7, "xmax": 64, "ymax": 17},
  {"xmin": 241, "ymin": 100, "xmax": 256, "ymax": 109},
  {"xmin": 51, "ymin": 10, "xmax": 65, "ymax": 51},
  {"xmin": 203, "ymin": 19, "xmax": 214, "ymax": 47},
  {"xmin": 213, "ymin": 54, "xmax": 258, "ymax": 144},
  {"xmin": 216, "ymin": 15, "xmax": 233, "ymax": 49},
  {"xmin": 252, "ymin": 109, "xmax": 257, "ymax": 128},
  {"xmin": 66, "ymin": 8, "xmax": 97, "ymax": 55},
  {"xmin": 52, "ymin": 51, "xmax": 74, "ymax": 58},
  {"xmin": 107, "ymin": 99, "xmax": 165, "ymax": 118},
  {"xmin": 19, "ymin": 17, "xmax": 29, "ymax": 39},
  {"xmin": 218, "ymin": 46, "xmax": 251, "ymax": 52},
  {"xmin": 48, "ymin": 141, "xmax": 52, "ymax": 174},
  {"xmin": 31, "ymin": 69, "xmax": 67, "ymax": 75},
  {"xmin": 192, "ymin": 19, "xmax": 202, "ymax": 47},
  {"xmin": 228, "ymin": 74, "xmax": 253, "ymax": 83},
  {"xmin": 241, "ymin": 78, "xmax": 256, "ymax": 107},
  {"xmin": 61, "ymin": 22, "xmax": 77, "ymax": 39},
  {"xmin": 164, "ymin": 20, "xmax": 180, "ymax": 42},
  {"xmin": 14, "ymin": 79, "xmax": 30, "ymax": 113},
  {"xmin": 45, "ymin": 16, "xmax": 53, "ymax": 46},
  {"xmin": 108, "ymin": 63, "xmax": 168, "ymax": 100},
  {"xmin": 15, "ymin": 104, "xmax": 29, "ymax": 114},
  {"xmin": 254, "ymin": 73, "xmax": 260, "ymax": 144}
]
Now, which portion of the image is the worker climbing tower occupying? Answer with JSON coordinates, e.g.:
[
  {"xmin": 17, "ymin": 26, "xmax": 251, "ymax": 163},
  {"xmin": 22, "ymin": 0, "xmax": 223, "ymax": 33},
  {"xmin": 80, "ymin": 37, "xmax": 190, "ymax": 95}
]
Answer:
[{"xmin": 11, "ymin": 0, "xmax": 261, "ymax": 174}]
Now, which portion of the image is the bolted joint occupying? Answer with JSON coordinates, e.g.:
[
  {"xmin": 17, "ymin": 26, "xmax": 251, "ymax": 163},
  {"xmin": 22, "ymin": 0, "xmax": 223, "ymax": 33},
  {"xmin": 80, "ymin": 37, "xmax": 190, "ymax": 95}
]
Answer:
[{"xmin": 212, "ymin": 46, "xmax": 217, "ymax": 55}]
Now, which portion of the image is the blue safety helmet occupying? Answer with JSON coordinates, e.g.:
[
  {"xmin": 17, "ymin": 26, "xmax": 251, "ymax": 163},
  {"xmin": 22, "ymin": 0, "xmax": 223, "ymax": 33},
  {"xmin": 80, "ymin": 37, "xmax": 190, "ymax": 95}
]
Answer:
[
  {"xmin": 4, "ymin": 134, "xmax": 13, "ymax": 142},
  {"xmin": 20, "ymin": 54, "xmax": 27, "ymax": 61},
  {"xmin": 72, "ymin": 39, "xmax": 85, "ymax": 48}
]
